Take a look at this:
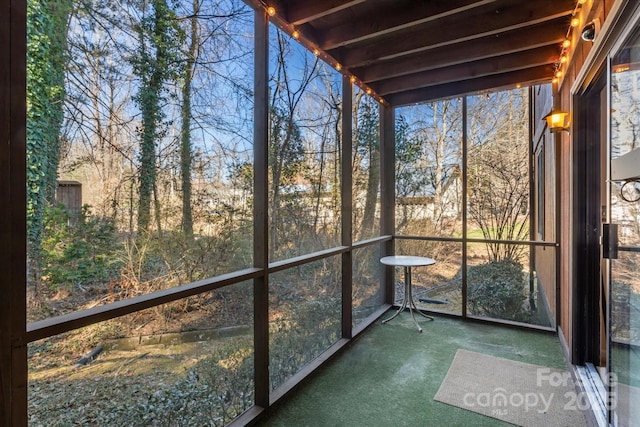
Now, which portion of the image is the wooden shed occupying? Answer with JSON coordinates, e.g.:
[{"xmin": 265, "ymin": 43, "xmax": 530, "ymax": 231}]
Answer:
[{"xmin": 55, "ymin": 180, "xmax": 82, "ymax": 218}]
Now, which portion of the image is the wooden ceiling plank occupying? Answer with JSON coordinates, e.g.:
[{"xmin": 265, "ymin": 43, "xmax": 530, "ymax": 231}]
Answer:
[
  {"xmin": 286, "ymin": 0, "xmax": 368, "ymax": 26},
  {"xmin": 320, "ymin": 0, "xmax": 495, "ymax": 50},
  {"xmin": 357, "ymin": 20, "xmax": 566, "ymax": 83},
  {"xmin": 386, "ymin": 65, "xmax": 552, "ymax": 106},
  {"xmin": 337, "ymin": 0, "xmax": 574, "ymax": 68},
  {"xmin": 373, "ymin": 45, "xmax": 559, "ymax": 95}
]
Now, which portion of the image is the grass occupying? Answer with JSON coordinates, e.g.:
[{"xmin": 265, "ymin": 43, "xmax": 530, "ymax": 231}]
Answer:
[{"xmin": 461, "ymin": 221, "xmax": 530, "ymax": 240}]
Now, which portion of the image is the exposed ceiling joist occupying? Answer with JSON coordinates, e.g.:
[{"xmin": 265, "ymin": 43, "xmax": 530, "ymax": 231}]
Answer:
[
  {"xmin": 319, "ymin": 0, "xmax": 495, "ymax": 50},
  {"xmin": 355, "ymin": 19, "xmax": 567, "ymax": 83},
  {"xmin": 334, "ymin": 0, "xmax": 573, "ymax": 68},
  {"xmin": 387, "ymin": 65, "xmax": 552, "ymax": 106},
  {"xmin": 258, "ymin": 0, "xmax": 577, "ymax": 106},
  {"xmin": 284, "ymin": 0, "xmax": 367, "ymax": 26},
  {"xmin": 373, "ymin": 45, "xmax": 559, "ymax": 96}
]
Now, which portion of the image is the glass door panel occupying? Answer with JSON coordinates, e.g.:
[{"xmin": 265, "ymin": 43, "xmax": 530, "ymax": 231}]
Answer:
[{"xmin": 610, "ymin": 22, "xmax": 640, "ymax": 426}]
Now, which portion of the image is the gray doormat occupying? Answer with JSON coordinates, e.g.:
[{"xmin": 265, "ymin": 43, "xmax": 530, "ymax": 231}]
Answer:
[{"xmin": 434, "ymin": 349, "xmax": 586, "ymax": 426}]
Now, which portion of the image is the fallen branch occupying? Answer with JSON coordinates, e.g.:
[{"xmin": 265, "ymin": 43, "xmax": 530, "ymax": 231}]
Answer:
[{"xmin": 74, "ymin": 346, "xmax": 104, "ymax": 367}]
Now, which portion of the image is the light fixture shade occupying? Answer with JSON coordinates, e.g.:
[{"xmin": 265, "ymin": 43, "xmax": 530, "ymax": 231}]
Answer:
[{"xmin": 543, "ymin": 109, "xmax": 570, "ymax": 132}]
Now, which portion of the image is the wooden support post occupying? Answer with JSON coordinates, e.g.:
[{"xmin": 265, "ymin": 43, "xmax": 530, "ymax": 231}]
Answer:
[
  {"xmin": 1, "ymin": 0, "xmax": 28, "ymax": 424},
  {"xmin": 253, "ymin": 7, "xmax": 270, "ymax": 409},
  {"xmin": 341, "ymin": 76, "xmax": 353, "ymax": 338},
  {"xmin": 461, "ymin": 96, "xmax": 468, "ymax": 317}
]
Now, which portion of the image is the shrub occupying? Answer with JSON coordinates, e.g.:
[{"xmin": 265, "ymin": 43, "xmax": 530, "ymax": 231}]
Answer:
[
  {"xmin": 269, "ymin": 298, "xmax": 341, "ymax": 390},
  {"xmin": 42, "ymin": 204, "xmax": 120, "ymax": 289},
  {"xmin": 467, "ymin": 258, "xmax": 531, "ymax": 322},
  {"xmin": 116, "ymin": 338, "xmax": 255, "ymax": 427}
]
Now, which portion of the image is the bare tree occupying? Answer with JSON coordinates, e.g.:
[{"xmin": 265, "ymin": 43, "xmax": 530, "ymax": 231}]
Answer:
[
  {"xmin": 353, "ymin": 92, "xmax": 380, "ymax": 240},
  {"xmin": 268, "ymin": 29, "xmax": 320, "ymax": 257},
  {"xmin": 467, "ymin": 89, "xmax": 530, "ymax": 261},
  {"xmin": 394, "ymin": 99, "xmax": 462, "ymax": 235},
  {"xmin": 179, "ymin": 0, "xmax": 201, "ymax": 239},
  {"xmin": 62, "ymin": 0, "xmax": 138, "ymax": 225}
]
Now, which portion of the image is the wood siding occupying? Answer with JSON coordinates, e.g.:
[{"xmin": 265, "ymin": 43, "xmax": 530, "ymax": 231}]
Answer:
[
  {"xmin": 532, "ymin": 83, "xmax": 557, "ymax": 325},
  {"xmin": 548, "ymin": 0, "xmax": 620, "ymax": 359},
  {"xmin": 56, "ymin": 181, "xmax": 82, "ymax": 218}
]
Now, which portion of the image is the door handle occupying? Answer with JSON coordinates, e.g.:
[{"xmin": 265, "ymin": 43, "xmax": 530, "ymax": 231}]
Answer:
[{"xmin": 602, "ymin": 223, "xmax": 618, "ymax": 259}]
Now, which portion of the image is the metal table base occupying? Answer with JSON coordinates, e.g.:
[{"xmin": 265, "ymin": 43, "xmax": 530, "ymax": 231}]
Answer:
[{"xmin": 381, "ymin": 258, "xmax": 435, "ymax": 332}]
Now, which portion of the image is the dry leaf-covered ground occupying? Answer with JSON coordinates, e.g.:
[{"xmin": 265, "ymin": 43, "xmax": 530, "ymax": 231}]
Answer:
[
  {"xmin": 26, "ymin": 275, "xmax": 333, "ymax": 426},
  {"xmin": 28, "ymin": 322, "xmax": 254, "ymax": 426}
]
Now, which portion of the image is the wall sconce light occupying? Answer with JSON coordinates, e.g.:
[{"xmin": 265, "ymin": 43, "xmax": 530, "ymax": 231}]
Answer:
[{"xmin": 543, "ymin": 109, "xmax": 570, "ymax": 133}]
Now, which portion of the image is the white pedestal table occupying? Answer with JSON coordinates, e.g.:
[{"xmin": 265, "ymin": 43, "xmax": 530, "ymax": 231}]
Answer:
[{"xmin": 380, "ymin": 255, "xmax": 436, "ymax": 332}]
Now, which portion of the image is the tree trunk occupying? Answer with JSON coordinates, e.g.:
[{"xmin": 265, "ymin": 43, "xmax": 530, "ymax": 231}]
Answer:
[
  {"xmin": 180, "ymin": 0, "xmax": 199, "ymax": 240},
  {"xmin": 433, "ymin": 102, "xmax": 446, "ymax": 221},
  {"xmin": 137, "ymin": 81, "xmax": 158, "ymax": 235},
  {"xmin": 153, "ymin": 180, "xmax": 162, "ymax": 235},
  {"xmin": 361, "ymin": 134, "xmax": 380, "ymax": 238},
  {"xmin": 137, "ymin": 0, "xmax": 172, "ymax": 235},
  {"xmin": 26, "ymin": 0, "xmax": 73, "ymax": 286}
]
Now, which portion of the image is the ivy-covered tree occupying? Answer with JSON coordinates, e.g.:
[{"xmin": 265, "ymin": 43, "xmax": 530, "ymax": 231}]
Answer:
[
  {"xmin": 27, "ymin": 0, "xmax": 73, "ymax": 285},
  {"xmin": 131, "ymin": 0, "xmax": 183, "ymax": 235}
]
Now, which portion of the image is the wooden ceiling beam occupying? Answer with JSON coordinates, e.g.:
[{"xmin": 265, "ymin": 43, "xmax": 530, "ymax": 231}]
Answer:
[
  {"xmin": 355, "ymin": 20, "xmax": 566, "ymax": 83},
  {"xmin": 320, "ymin": 0, "xmax": 494, "ymax": 50},
  {"xmin": 386, "ymin": 65, "xmax": 552, "ymax": 106},
  {"xmin": 336, "ymin": 0, "xmax": 574, "ymax": 68},
  {"xmin": 285, "ymin": 0, "xmax": 367, "ymax": 26},
  {"xmin": 373, "ymin": 45, "xmax": 559, "ymax": 96}
]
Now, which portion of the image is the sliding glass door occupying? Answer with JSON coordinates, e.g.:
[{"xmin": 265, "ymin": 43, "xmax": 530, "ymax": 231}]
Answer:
[{"xmin": 609, "ymin": 21, "xmax": 640, "ymax": 427}]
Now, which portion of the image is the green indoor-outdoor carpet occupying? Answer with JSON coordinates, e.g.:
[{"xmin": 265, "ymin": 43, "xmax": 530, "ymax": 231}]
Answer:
[{"xmin": 257, "ymin": 314, "xmax": 571, "ymax": 427}]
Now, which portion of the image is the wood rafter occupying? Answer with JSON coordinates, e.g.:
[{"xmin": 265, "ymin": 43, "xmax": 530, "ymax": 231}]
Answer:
[
  {"xmin": 284, "ymin": 0, "xmax": 367, "ymax": 26},
  {"xmin": 386, "ymin": 65, "xmax": 553, "ymax": 106},
  {"xmin": 251, "ymin": 0, "xmax": 576, "ymax": 104},
  {"xmin": 319, "ymin": 0, "xmax": 496, "ymax": 50},
  {"xmin": 333, "ymin": 0, "xmax": 573, "ymax": 68},
  {"xmin": 373, "ymin": 45, "xmax": 559, "ymax": 96},
  {"xmin": 355, "ymin": 19, "xmax": 567, "ymax": 83}
]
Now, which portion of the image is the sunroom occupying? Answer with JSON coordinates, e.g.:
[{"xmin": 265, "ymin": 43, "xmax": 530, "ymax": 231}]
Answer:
[{"xmin": 1, "ymin": 0, "xmax": 639, "ymax": 426}]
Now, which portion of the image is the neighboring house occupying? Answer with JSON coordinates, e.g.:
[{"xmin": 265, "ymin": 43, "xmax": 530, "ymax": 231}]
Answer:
[{"xmin": 397, "ymin": 165, "xmax": 462, "ymax": 223}]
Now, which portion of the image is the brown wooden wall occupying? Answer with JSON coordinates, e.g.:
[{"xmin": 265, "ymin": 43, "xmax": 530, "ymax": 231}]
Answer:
[
  {"xmin": 551, "ymin": 0, "xmax": 615, "ymax": 357},
  {"xmin": 531, "ymin": 84, "xmax": 557, "ymax": 324}
]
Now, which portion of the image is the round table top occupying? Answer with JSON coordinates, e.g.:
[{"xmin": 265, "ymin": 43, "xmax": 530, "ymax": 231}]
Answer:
[{"xmin": 380, "ymin": 255, "xmax": 435, "ymax": 267}]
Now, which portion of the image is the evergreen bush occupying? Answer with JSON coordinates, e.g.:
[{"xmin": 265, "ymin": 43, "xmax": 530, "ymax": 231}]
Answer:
[
  {"xmin": 42, "ymin": 204, "xmax": 120, "ymax": 289},
  {"xmin": 467, "ymin": 258, "xmax": 531, "ymax": 322}
]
